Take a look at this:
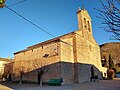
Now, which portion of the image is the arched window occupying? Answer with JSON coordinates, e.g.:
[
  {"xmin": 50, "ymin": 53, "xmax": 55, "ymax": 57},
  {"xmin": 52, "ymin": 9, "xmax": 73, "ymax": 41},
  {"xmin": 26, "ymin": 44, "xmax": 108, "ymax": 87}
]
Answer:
[
  {"xmin": 87, "ymin": 21, "xmax": 90, "ymax": 31},
  {"xmin": 84, "ymin": 18, "xmax": 87, "ymax": 29}
]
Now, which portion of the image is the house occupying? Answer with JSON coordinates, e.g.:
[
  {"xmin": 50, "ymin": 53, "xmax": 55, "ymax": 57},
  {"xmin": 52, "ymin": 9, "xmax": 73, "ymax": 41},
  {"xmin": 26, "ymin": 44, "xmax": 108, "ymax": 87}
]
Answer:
[
  {"xmin": 0, "ymin": 57, "xmax": 13, "ymax": 81},
  {"xmin": 13, "ymin": 7, "xmax": 107, "ymax": 84},
  {"xmin": 0, "ymin": 58, "xmax": 9, "ymax": 76}
]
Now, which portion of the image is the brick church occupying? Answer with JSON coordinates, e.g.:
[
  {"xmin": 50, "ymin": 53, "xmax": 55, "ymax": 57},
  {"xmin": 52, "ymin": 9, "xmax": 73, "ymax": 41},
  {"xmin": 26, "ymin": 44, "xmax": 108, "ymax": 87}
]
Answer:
[{"xmin": 13, "ymin": 7, "xmax": 107, "ymax": 84}]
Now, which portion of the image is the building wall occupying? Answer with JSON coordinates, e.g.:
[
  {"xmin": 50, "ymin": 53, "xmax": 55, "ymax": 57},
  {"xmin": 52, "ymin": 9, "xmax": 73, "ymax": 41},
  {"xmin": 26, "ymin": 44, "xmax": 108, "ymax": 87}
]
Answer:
[
  {"xmin": 13, "ymin": 41, "xmax": 61, "ymax": 82},
  {"xmin": 60, "ymin": 37, "xmax": 75, "ymax": 84},
  {"xmin": 0, "ymin": 61, "xmax": 7, "ymax": 75},
  {"xmin": 0, "ymin": 59, "xmax": 13, "ymax": 81},
  {"xmin": 13, "ymin": 27, "xmax": 107, "ymax": 84},
  {"xmin": 76, "ymin": 9, "xmax": 107, "ymax": 83},
  {"xmin": 74, "ymin": 30, "xmax": 106, "ymax": 83}
]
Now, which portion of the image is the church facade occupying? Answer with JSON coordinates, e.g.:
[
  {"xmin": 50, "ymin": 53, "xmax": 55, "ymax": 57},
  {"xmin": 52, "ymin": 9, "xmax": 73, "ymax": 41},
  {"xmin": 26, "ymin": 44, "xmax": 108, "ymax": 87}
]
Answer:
[{"xmin": 13, "ymin": 8, "xmax": 107, "ymax": 84}]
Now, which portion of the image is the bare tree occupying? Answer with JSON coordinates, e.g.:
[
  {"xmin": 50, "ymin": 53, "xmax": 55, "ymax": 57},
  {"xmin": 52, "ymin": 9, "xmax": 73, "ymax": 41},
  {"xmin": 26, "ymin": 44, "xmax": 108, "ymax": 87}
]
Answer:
[
  {"xmin": 19, "ymin": 66, "xmax": 25, "ymax": 84},
  {"xmin": 4, "ymin": 61, "xmax": 13, "ymax": 81},
  {"xmin": 14, "ymin": 60, "xmax": 26, "ymax": 84},
  {"xmin": 13, "ymin": 59, "xmax": 48, "ymax": 85},
  {"xmin": 33, "ymin": 59, "xmax": 48, "ymax": 86},
  {"xmin": 96, "ymin": 0, "xmax": 120, "ymax": 40}
]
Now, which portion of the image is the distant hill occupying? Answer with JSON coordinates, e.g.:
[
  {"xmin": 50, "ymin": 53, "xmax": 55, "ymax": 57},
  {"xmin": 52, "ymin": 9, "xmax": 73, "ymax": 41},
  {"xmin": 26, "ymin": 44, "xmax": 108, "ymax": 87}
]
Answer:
[{"xmin": 100, "ymin": 42, "xmax": 120, "ymax": 71}]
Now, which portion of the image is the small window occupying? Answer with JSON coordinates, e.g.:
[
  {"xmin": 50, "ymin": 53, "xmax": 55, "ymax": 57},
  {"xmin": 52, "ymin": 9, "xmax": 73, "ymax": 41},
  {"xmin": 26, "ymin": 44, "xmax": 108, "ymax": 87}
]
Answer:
[
  {"xmin": 54, "ymin": 49, "xmax": 58, "ymax": 53},
  {"xmin": 87, "ymin": 21, "xmax": 90, "ymax": 31},
  {"xmin": 43, "ymin": 54, "xmax": 49, "ymax": 58},
  {"xmin": 89, "ymin": 45, "xmax": 92, "ymax": 51},
  {"xmin": 84, "ymin": 18, "xmax": 86, "ymax": 24},
  {"xmin": 42, "ymin": 46, "xmax": 43, "ymax": 49},
  {"xmin": 84, "ymin": 18, "xmax": 87, "ymax": 28},
  {"xmin": 32, "ymin": 49, "xmax": 33, "ymax": 52}
]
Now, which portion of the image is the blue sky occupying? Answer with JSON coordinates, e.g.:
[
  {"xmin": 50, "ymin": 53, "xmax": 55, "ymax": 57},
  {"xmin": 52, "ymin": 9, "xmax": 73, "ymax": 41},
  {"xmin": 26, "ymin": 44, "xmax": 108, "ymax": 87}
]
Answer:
[{"xmin": 0, "ymin": 0, "xmax": 118, "ymax": 58}]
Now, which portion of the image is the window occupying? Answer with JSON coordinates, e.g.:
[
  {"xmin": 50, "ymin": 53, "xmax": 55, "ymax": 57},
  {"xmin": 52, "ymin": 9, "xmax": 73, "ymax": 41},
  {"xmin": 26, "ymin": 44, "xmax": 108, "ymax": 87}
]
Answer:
[
  {"xmin": 54, "ymin": 48, "xmax": 58, "ymax": 53},
  {"xmin": 84, "ymin": 18, "xmax": 87, "ymax": 28},
  {"xmin": 89, "ymin": 45, "xmax": 92, "ymax": 51},
  {"xmin": 43, "ymin": 54, "xmax": 49, "ymax": 58},
  {"xmin": 42, "ymin": 46, "xmax": 43, "ymax": 49},
  {"xmin": 87, "ymin": 21, "xmax": 90, "ymax": 31}
]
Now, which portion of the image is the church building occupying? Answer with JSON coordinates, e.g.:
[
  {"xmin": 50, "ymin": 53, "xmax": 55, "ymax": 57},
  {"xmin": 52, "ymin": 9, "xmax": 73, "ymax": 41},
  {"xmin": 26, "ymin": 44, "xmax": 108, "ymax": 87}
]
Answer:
[{"xmin": 13, "ymin": 8, "xmax": 107, "ymax": 84}]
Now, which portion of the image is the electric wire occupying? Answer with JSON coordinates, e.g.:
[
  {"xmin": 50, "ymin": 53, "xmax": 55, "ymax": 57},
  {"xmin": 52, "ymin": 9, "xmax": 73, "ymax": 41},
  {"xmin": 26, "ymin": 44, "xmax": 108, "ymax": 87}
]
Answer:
[
  {"xmin": 5, "ymin": 5, "xmax": 55, "ymax": 38},
  {"xmin": 0, "ymin": 0, "xmax": 27, "ymax": 10},
  {"xmin": 5, "ymin": 5, "xmax": 74, "ymax": 47},
  {"xmin": 5, "ymin": 5, "xmax": 99, "ymax": 49},
  {"xmin": 8, "ymin": 0, "xmax": 27, "ymax": 7}
]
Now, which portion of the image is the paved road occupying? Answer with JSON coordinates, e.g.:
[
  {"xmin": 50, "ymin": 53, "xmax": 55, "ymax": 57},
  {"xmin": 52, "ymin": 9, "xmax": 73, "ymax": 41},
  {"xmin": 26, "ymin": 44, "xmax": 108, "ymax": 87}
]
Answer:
[
  {"xmin": 0, "ymin": 84, "xmax": 13, "ymax": 90},
  {"xmin": 1, "ymin": 78, "xmax": 120, "ymax": 90}
]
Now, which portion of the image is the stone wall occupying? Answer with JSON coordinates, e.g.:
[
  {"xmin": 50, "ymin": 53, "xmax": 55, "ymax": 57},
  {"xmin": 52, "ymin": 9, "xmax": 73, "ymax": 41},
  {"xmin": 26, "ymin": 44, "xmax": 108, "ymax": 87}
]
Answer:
[
  {"xmin": 13, "ymin": 31, "xmax": 107, "ymax": 83},
  {"xmin": 74, "ymin": 30, "xmax": 106, "ymax": 83},
  {"xmin": 60, "ymin": 37, "xmax": 75, "ymax": 84},
  {"xmin": 13, "ymin": 41, "xmax": 61, "ymax": 82}
]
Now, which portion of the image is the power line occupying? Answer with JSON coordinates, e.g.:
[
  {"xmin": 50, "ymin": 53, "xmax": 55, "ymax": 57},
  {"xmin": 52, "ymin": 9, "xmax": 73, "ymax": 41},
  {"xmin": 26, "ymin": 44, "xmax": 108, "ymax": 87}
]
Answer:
[
  {"xmin": 8, "ymin": 0, "xmax": 27, "ymax": 7},
  {"xmin": 5, "ymin": 5, "xmax": 55, "ymax": 38},
  {"xmin": 0, "ymin": 0, "xmax": 27, "ymax": 10},
  {"xmin": 5, "ymin": 5, "xmax": 99, "ymax": 49},
  {"xmin": 5, "ymin": 5, "xmax": 75, "ymax": 47}
]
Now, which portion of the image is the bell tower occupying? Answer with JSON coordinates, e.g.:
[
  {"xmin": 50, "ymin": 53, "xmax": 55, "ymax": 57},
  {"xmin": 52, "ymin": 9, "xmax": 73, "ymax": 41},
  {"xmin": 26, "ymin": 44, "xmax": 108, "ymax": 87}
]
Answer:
[{"xmin": 76, "ymin": 6, "xmax": 92, "ymax": 33}]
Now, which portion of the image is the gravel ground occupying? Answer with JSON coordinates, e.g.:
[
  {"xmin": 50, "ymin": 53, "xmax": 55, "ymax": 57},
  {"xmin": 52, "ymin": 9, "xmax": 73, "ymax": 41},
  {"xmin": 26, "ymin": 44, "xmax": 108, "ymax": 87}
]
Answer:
[{"xmin": 1, "ymin": 78, "xmax": 120, "ymax": 90}]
